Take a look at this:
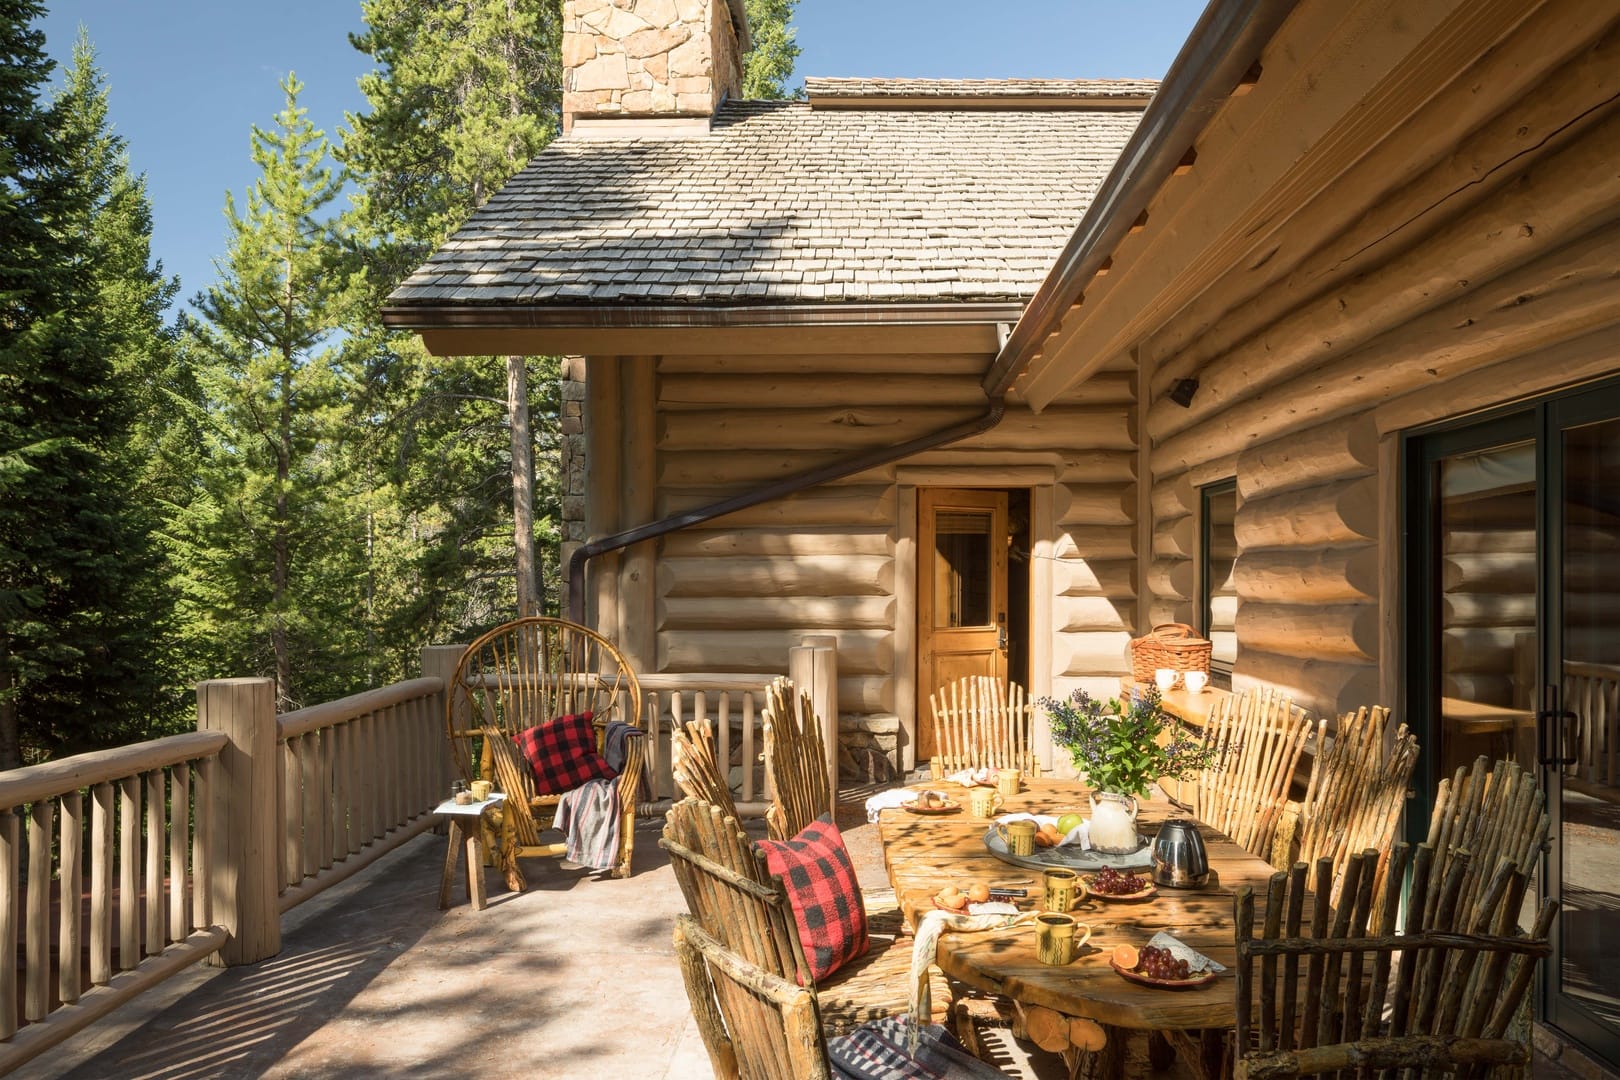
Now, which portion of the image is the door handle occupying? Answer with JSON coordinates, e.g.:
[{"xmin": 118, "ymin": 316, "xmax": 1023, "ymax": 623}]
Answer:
[
  {"xmin": 1536, "ymin": 708, "xmax": 1578, "ymax": 768},
  {"xmin": 997, "ymin": 614, "xmax": 1008, "ymax": 651}
]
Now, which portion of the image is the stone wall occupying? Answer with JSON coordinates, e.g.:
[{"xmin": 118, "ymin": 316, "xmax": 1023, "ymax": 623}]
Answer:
[
  {"xmin": 559, "ymin": 356, "xmax": 587, "ymax": 617},
  {"xmin": 562, "ymin": 0, "xmax": 743, "ymax": 130}
]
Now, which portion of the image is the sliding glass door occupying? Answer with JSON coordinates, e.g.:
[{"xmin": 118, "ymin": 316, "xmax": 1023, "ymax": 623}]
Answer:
[{"xmin": 1408, "ymin": 379, "xmax": 1620, "ymax": 1068}]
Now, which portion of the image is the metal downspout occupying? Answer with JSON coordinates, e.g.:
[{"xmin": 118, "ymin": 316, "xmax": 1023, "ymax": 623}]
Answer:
[{"xmin": 566, "ymin": 330, "xmax": 1015, "ymax": 624}]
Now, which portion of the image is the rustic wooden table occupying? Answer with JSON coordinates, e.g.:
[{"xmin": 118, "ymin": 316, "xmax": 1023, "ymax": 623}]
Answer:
[{"xmin": 878, "ymin": 779, "xmax": 1287, "ymax": 1080}]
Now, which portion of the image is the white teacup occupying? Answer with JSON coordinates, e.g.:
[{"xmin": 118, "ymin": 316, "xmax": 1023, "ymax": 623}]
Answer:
[
  {"xmin": 1184, "ymin": 671, "xmax": 1209, "ymax": 693},
  {"xmin": 1154, "ymin": 668, "xmax": 1178, "ymax": 692}
]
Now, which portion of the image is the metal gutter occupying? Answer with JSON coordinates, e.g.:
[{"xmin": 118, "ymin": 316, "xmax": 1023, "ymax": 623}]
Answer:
[
  {"xmin": 381, "ymin": 301, "xmax": 1027, "ymax": 332},
  {"xmin": 981, "ymin": 0, "xmax": 1300, "ymax": 398}
]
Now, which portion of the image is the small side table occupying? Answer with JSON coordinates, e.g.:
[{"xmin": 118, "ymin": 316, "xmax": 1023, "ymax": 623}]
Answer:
[{"xmin": 435, "ymin": 793, "xmax": 506, "ymax": 911}]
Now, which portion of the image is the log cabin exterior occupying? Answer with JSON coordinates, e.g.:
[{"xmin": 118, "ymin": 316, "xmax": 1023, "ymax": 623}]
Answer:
[{"xmin": 386, "ymin": 0, "xmax": 1620, "ymax": 1065}]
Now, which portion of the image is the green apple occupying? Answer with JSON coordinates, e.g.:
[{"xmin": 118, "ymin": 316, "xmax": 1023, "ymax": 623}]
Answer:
[{"xmin": 1056, "ymin": 813, "xmax": 1084, "ymax": 834}]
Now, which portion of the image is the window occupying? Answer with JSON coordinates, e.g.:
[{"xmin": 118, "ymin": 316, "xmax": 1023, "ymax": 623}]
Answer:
[{"xmin": 1199, "ymin": 480, "xmax": 1238, "ymax": 688}]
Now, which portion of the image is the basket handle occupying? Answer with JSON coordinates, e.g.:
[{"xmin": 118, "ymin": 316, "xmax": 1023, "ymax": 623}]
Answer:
[{"xmin": 1150, "ymin": 623, "xmax": 1197, "ymax": 639}]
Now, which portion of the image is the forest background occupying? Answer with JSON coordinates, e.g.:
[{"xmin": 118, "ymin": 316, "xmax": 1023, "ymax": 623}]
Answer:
[{"xmin": 0, "ymin": 0, "xmax": 802, "ymax": 768}]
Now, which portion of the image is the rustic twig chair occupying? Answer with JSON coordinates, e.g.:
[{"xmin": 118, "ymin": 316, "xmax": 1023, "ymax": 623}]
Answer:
[
  {"xmin": 673, "ymin": 915, "xmax": 1010, "ymax": 1080},
  {"xmin": 1422, "ymin": 755, "xmax": 1550, "ymax": 929},
  {"xmin": 673, "ymin": 714, "xmax": 742, "ymax": 820},
  {"xmin": 928, "ymin": 675, "xmax": 1041, "ymax": 780},
  {"xmin": 1283, "ymin": 704, "xmax": 1418, "ymax": 911},
  {"xmin": 1234, "ymin": 844, "xmax": 1555, "ymax": 1079},
  {"xmin": 1195, "ymin": 688, "xmax": 1312, "ymax": 860},
  {"xmin": 661, "ymin": 796, "xmax": 953, "ymax": 1039},
  {"xmin": 762, "ymin": 677, "xmax": 834, "ymax": 842},
  {"xmin": 446, "ymin": 616, "xmax": 645, "ymax": 883}
]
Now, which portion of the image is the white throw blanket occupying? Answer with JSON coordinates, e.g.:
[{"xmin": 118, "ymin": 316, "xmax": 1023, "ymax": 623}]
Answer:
[{"xmin": 907, "ymin": 909, "xmax": 1037, "ymax": 1054}]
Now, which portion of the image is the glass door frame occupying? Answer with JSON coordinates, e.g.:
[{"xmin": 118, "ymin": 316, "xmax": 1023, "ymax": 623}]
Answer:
[{"xmin": 1402, "ymin": 374, "xmax": 1620, "ymax": 1064}]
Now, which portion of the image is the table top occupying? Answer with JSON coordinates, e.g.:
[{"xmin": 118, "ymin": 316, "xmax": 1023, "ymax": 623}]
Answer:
[
  {"xmin": 878, "ymin": 778, "xmax": 1291, "ymax": 1033},
  {"xmin": 433, "ymin": 792, "xmax": 506, "ymax": 818}
]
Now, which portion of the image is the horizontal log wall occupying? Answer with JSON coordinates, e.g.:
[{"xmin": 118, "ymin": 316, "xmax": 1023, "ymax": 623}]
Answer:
[
  {"xmin": 1127, "ymin": 0, "xmax": 1620, "ymax": 718},
  {"xmin": 612, "ymin": 352, "xmax": 1139, "ymax": 762}
]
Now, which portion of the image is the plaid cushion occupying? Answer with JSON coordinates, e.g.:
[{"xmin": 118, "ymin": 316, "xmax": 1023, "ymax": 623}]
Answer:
[
  {"xmin": 756, "ymin": 814, "xmax": 868, "ymax": 983},
  {"xmin": 828, "ymin": 1016, "xmax": 1007, "ymax": 1079},
  {"xmin": 514, "ymin": 712, "xmax": 617, "ymax": 796}
]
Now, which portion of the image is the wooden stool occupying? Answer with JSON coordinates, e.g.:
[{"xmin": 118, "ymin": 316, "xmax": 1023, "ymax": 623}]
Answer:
[{"xmin": 435, "ymin": 794, "xmax": 504, "ymax": 911}]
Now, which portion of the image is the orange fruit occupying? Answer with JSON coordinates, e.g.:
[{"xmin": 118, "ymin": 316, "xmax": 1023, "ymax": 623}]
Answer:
[
  {"xmin": 942, "ymin": 892, "xmax": 968, "ymax": 910},
  {"xmin": 966, "ymin": 882, "xmax": 991, "ymax": 903},
  {"xmin": 1112, "ymin": 944, "xmax": 1140, "ymax": 970}
]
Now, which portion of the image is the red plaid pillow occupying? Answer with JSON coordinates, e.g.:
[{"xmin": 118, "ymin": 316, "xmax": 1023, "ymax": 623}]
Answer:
[
  {"xmin": 756, "ymin": 815, "xmax": 869, "ymax": 983},
  {"xmin": 513, "ymin": 712, "xmax": 617, "ymax": 795}
]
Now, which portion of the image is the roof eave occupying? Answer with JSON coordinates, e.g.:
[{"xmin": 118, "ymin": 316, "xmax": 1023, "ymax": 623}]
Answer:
[{"xmin": 985, "ymin": 0, "xmax": 1303, "ymax": 408}]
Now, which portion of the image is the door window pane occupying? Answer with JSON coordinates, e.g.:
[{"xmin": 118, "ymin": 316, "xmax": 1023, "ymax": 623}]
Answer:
[
  {"xmin": 1558, "ymin": 416, "xmax": 1620, "ymax": 1030},
  {"xmin": 934, "ymin": 510, "xmax": 992, "ymax": 628},
  {"xmin": 1436, "ymin": 440, "xmax": 1538, "ymax": 781}
]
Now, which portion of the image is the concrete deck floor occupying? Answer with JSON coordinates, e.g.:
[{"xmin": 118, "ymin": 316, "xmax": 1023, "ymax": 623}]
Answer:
[{"xmin": 12, "ymin": 786, "xmax": 1594, "ymax": 1080}]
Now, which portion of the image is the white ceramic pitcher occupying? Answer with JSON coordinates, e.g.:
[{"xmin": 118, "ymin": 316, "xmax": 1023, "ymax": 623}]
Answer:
[{"xmin": 1087, "ymin": 791, "xmax": 1140, "ymax": 854}]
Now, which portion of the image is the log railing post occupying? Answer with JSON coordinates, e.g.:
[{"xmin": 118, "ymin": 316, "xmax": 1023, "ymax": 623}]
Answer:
[
  {"xmin": 422, "ymin": 644, "xmax": 464, "ymax": 799},
  {"xmin": 197, "ymin": 678, "xmax": 280, "ymax": 966},
  {"xmin": 791, "ymin": 636, "xmax": 840, "ymax": 818}
]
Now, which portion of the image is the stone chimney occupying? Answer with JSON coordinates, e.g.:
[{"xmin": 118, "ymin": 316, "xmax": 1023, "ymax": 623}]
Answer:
[{"xmin": 563, "ymin": 0, "xmax": 748, "ymax": 134}]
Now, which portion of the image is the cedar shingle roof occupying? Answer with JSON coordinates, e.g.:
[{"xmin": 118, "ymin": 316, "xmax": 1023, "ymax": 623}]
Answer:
[
  {"xmin": 386, "ymin": 91, "xmax": 1149, "ymax": 312},
  {"xmin": 804, "ymin": 77, "xmax": 1159, "ymax": 100}
]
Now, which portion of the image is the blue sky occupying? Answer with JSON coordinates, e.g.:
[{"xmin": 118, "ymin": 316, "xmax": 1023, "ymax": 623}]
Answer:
[{"xmin": 38, "ymin": 1, "xmax": 1208, "ymax": 310}]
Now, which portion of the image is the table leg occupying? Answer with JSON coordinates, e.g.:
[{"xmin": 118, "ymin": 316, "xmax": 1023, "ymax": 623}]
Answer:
[
  {"xmin": 1068, "ymin": 1023, "xmax": 1126, "ymax": 1080},
  {"xmin": 1148, "ymin": 1031, "xmax": 1175, "ymax": 1070},
  {"xmin": 465, "ymin": 831, "xmax": 487, "ymax": 911},
  {"xmin": 439, "ymin": 819, "xmax": 463, "ymax": 910}
]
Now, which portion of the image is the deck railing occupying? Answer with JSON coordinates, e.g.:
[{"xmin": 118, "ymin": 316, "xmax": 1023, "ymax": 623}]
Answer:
[
  {"xmin": 638, "ymin": 674, "xmax": 776, "ymax": 815},
  {"xmin": 0, "ymin": 730, "xmax": 231, "ymax": 1072}
]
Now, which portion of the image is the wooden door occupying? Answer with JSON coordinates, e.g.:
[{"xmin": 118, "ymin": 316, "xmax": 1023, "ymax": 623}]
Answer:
[{"xmin": 917, "ymin": 489, "xmax": 1008, "ymax": 762}]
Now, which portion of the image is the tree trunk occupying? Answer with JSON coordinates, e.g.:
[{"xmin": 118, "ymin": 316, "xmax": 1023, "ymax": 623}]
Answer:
[
  {"xmin": 508, "ymin": 355, "xmax": 537, "ymax": 616},
  {"xmin": 0, "ymin": 635, "xmax": 17, "ymax": 770},
  {"xmin": 274, "ymin": 369, "xmax": 292, "ymax": 711}
]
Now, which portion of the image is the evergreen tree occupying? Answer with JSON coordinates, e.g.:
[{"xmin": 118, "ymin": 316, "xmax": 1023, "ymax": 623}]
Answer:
[
  {"xmin": 743, "ymin": 0, "xmax": 801, "ymax": 99},
  {"xmin": 0, "ymin": 3, "xmax": 174, "ymax": 764},
  {"xmin": 177, "ymin": 74, "xmax": 363, "ymax": 711},
  {"xmin": 340, "ymin": 0, "xmax": 565, "ymax": 639}
]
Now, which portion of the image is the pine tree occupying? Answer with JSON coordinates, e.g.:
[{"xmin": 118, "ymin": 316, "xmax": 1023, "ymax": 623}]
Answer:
[
  {"xmin": 0, "ymin": 3, "xmax": 175, "ymax": 764},
  {"xmin": 743, "ymin": 0, "xmax": 801, "ymax": 99},
  {"xmin": 341, "ymin": 0, "xmax": 565, "ymax": 635},
  {"xmin": 178, "ymin": 74, "xmax": 363, "ymax": 711}
]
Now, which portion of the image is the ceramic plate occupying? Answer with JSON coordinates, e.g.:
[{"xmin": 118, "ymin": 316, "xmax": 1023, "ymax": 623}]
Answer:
[
  {"xmin": 1083, "ymin": 876, "xmax": 1157, "ymax": 901},
  {"xmin": 1109, "ymin": 959, "xmax": 1219, "ymax": 989},
  {"xmin": 903, "ymin": 798, "xmax": 961, "ymax": 815}
]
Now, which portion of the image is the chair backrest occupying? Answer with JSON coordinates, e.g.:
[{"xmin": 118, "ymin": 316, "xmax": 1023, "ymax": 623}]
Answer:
[
  {"xmin": 1195, "ymin": 688, "xmax": 1312, "ymax": 859},
  {"xmin": 1292, "ymin": 704, "xmax": 1418, "ymax": 911},
  {"xmin": 672, "ymin": 715, "xmax": 742, "ymax": 820},
  {"xmin": 674, "ymin": 914, "xmax": 831, "ymax": 1080},
  {"xmin": 763, "ymin": 677, "xmax": 833, "ymax": 841},
  {"xmin": 1234, "ymin": 845, "xmax": 1556, "ymax": 1079},
  {"xmin": 445, "ymin": 616, "xmax": 643, "ymax": 781},
  {"xmin": 929, "ymin": 676, "xmax": 1039, "ymax": 778},
  {"xmin": 1422, "ymin": 755, "xmax": 1549, "ymax": 932},
  {"xmin": 660, "ymin": 797, "xmax": 810, "ymax": 986}
]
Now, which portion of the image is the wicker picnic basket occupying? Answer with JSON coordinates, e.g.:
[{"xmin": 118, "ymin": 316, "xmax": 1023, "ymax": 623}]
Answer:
[{"xmin": 1128, "ymin": 623, "xmax": 1213, "ymax": 687}]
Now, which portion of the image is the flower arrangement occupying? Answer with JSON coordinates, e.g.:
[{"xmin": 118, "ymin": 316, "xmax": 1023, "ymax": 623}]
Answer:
[{"xmin": 1040, "ymin": 687, "xmax": 1220, "ymax": 799}]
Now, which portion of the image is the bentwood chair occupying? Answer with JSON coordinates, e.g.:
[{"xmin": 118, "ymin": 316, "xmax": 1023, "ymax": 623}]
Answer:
[
  {"xmin": 446, "ymin": 617, "xmax": 645, "ymax": 883},
  {"xmin": 1233, "ymin": 845, "xmax": 1555, "ymax": 1079},
  {"xmin": 928, "ymin": 676, "xmax": 1040, "ymax": 780},
  {"xmin": 762, "ymin": 677, "xmax": 834, "ymax": 842}
]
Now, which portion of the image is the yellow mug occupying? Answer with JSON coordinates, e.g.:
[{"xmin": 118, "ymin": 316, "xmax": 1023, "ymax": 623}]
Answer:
[
  {"xmin": 996, "ymin": 769, "xmax": 1021, "ymax": 798},
  {"xmin": 470, "ymin": 780, "xmax": 494, "ymax": 802},
  {"xmin": 1035, "ymin": 913, "xmax": 1092, "ymax": 965},
  {"xmin": 969, "ymin": 787, "xmax": 1005, "ymax": 819},
  {"xmin": 1043, "ymin": 868, "xmax": 1086, "ymax": 912},
  {"xmin": 995, "ymin": 819, "xmax": 1038, "ymax": 857}
]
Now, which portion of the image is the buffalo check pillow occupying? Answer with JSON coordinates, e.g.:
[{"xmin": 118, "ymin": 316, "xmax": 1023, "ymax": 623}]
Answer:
[
  {"xmin": 756, "ymin": 814, "xmax": 869, "ymax": 983},
  {"xmin": 514, "ymin": 711, "xmax": 617, "ymax": 795}
]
